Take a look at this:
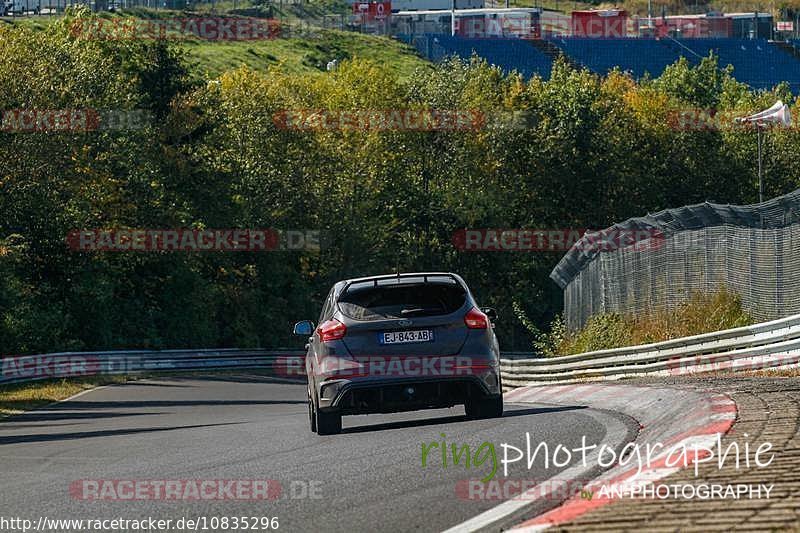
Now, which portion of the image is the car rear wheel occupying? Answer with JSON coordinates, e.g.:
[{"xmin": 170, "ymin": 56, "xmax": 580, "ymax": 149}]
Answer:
[
  {"xmin": 315, "ymin": 407, "xmax": 342, "ymax": 435},
  {"xmin": 465, "ymin": 396, "xmax": 503, "ymax": 419},
  {"xmin": 308, "ymin": 389, "xmax": 317, "ymax": 433}
]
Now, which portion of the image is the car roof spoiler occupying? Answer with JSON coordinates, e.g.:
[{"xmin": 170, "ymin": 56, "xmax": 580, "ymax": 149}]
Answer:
[{"xmin": 340, "ymin": 272, "xmax": 462, "ymax": 294}]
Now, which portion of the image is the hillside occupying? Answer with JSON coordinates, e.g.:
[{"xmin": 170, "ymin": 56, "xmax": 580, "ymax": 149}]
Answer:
[
  {"xmin": 0, "ymin": 9, "xmax": 429, "ymax": 79},
  {"xmin": 183, "ymin": 28, "xmax": 428, "ymax": 78}
]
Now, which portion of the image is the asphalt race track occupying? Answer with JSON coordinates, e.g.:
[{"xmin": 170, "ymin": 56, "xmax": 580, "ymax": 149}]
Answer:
[{"xmin": 0, "ymin": 376, "xmax": 638, "ymax": 532}]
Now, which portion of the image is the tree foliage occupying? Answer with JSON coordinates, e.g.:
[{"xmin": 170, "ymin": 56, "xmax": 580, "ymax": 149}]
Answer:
[{"xmin": 1, "ymin": 15, "xmax": 797, "ymax": 353}]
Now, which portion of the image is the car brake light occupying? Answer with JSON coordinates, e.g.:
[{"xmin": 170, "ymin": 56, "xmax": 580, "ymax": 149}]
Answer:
[
  {"xmin": 318, "ymin": 319, "xmax": 346, "ymax": 342},
  {"xmin": 464, "ymin": 307, "xmax": 488, "ymax": 329}
]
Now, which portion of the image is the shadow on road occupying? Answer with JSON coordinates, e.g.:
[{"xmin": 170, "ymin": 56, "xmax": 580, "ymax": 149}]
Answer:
[
  {"xmin": 33, "ymin": 399, "xmax": 307, "ymax": 409},
  {"xmin": 169, "ymin": 375, "xmax": 306, "ymax": 385},
  {"xmin": 501, "ymin": 405, "xmax": 586, "ymax": 417},
  {"xmin": 0, "ymin": 422, "xmax": 94, "ymax": 430},
  {"xmin": 120, "ymin": 381, "xmax": 193, "ymax": 388},
  {"xmin": 0, "ymin": 422, "xmax": 245, "ymax": 445},
  {"xmin": 1, "ymin": 410, "xmax": 164, "ymax": 423},
  {"xmin": 341, "ymin": 405, "xmax": 586, "ymax": 434}
]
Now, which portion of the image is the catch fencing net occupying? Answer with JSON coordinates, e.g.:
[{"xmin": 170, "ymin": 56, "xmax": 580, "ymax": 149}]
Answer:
[{"xmin": 551, "ymin": 189, "xmax": 800, "ymax": 330}]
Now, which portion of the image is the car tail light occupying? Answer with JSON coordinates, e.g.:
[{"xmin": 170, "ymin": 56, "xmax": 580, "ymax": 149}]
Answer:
[
  {"xmin": 464, "ymin": 307, "xmax": 489, "ymax": 329},
  {"xmin": 318, "ymin": 319, "xmax": 346, "ymax": 342}
]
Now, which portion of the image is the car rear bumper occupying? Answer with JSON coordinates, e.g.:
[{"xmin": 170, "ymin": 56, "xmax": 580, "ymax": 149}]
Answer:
[{"xmin": 316, "ymin": 372, "xmax": 501, "ymax": 415}]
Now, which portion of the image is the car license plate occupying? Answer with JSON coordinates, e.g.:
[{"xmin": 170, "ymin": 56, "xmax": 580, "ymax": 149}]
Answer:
[{"xmin": 379, "ymin": 329, "xmax": 434, "ymax": 345}]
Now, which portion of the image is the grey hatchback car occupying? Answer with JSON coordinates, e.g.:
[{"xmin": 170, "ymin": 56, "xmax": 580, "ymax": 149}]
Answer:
[{"xmin": 293, "ymin": 272, "xmax": 503, "ymax": 435}]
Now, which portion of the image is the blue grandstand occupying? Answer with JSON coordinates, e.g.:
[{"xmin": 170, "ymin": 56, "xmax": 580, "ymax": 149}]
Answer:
[
  {"xmin": 406, "ymin": 34, "xmax": 800, "ymax": 92},
  {"xmin": 666, "ymin": 39, "xmax": 800, "ymax": 90},
  {"xmin": 550, "ymin": 37, "xmax": 680, "ymax": 78},
  {"xmin": 408, "ymin": 35, "xmax": 553, "ymax": 78}
]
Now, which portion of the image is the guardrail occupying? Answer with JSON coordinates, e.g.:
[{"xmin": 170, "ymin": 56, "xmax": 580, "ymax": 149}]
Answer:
[
  {"xmin": 500, "ymin": 313, "xmax": 800, "ymax": 390},
  {"xmin": 0, "ymin": 349, "xmax": 307, "ymax": 386},
  {"xmin": 0, "ymin": 349, "xmax": 540, "ymax": 387},
  {"xmin": 10, "ymin": 318, "xmax": 792, "ymax": 393}
]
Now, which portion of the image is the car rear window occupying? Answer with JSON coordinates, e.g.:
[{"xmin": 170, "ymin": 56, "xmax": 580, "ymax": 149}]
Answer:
[{"xmin": 338, "ymin": 283, "xmax": 467, "ymax": 321}]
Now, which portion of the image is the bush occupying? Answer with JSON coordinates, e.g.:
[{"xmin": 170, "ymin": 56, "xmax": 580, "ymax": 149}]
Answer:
[{"xmin": 542, "ymin": 288, "xmax": 752, "ymax": 356}]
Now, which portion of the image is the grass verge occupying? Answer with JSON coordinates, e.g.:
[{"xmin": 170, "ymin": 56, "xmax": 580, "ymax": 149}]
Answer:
[
  {"xmin": 536, "ymin": 287, "xmax": 753, "ymax": 356},
  {"xmin": 699, "ymin": 368, "xmax": 800, "ymax": 378},
  {"xmin": 0, "ymin": 370, "xmax": 304, "ymax": 420},
  {"xmin": 0, "ymin": 376, "xmax": 131, "ymax": 419}
]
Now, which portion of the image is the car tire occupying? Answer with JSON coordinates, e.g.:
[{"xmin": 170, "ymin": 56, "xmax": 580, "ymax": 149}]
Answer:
[
  {"xmin": 308, "ymin": 389, "xmax": 317, "ymax": 433},
  {"xmin": 315, "ymin": 407, "xmax": 342, "ymax": 435},
  {"xmin": 465, "ymin": 396, "xmax": 503, "ymax": 419}
]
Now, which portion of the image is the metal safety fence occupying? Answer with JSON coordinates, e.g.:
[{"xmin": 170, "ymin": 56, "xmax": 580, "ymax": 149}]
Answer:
[
  {"xmin": 0, "ymin": 349, "xmax": 305, "ymax": 386},
  {"xmin": 551, "ymin": 189, "xmax": 800, "ymax": 331},
  {"xmin": 0, "ymin": 349, "xmax": 536, "ymax": 387},
  {"xmin": 500, "ymin": 312, "xmax": 800, "ymax": 390},
  {"xmin": 4, "ymin": 336, "xmax": 793, "ymax": 396}
]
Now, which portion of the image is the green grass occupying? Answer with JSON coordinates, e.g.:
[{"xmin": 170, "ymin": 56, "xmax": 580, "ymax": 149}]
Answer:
[
  {"xmin": 0, "ymin": 376, "xmax": 130, "ymax": 419},
  {"xmin": 183, "ymin": 29, "xmax": 428, "ymax": 78},
  {"xmin": 1, "ymin": 10, "xmax": 428, "ymax": 79},
  {"xmin": 0, "ymin": 15, "xmax": 54, "ymax": 31}
]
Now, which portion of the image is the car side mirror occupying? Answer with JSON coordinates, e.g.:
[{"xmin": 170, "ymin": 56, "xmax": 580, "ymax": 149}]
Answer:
[
  {"xmin": 481, "ymin": 307, "xmax": 498, "ymax": 323},
  {"xmin": 293, "ymin": 320, "xmax": 315, "ymax": 336}
]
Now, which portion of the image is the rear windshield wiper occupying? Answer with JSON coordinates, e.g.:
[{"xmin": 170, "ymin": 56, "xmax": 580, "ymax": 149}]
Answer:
[{"xmin": 400, "ymin": 307, "xmax": 441, "ymax": 316}]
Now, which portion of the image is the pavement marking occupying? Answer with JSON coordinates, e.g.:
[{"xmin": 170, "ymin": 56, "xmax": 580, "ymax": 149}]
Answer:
[{"xmin": 58, "ymin": 385, "xmax": 113, "ymax": 404}]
